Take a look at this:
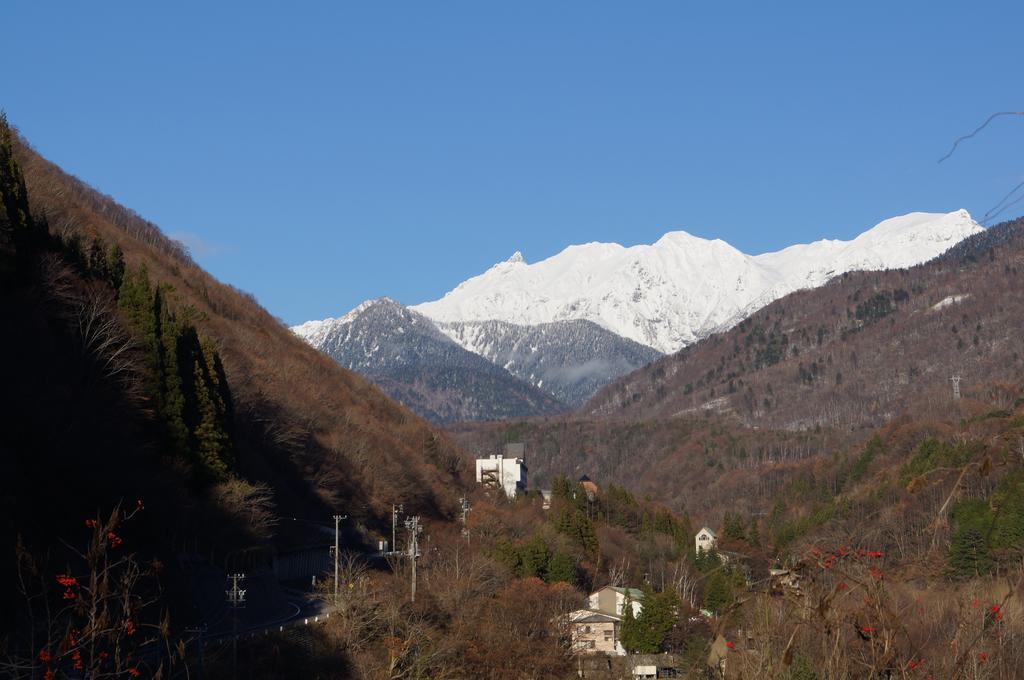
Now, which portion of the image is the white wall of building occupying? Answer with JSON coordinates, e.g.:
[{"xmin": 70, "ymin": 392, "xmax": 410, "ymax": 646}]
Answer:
[
  {"xmin": 696, "ymin": 527, "xmax": 717, "ymax": 554},
  {"xmin": 475, "ymin": 454, "xmax": 526, "ymax": 498}
]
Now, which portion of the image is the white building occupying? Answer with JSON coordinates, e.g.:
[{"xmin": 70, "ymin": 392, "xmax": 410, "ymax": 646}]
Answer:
[
  {"xmin": 696, "ymin": 526, "xmax": 718, "ymax": 554},
  {"xmin": 475, "ymin": 443, "xmax": 527, "ymax": 498}
]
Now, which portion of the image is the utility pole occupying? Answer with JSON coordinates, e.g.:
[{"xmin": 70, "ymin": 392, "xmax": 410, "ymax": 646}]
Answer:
[
  {"xmin": 952, "ymin": 375, "xmax": 962, "ymax": 400},
  {"xmin": 332, "ymin": 514, "xmax": 347, "ymax": 605},
  {"xmin": 392, "ymin": 504, "xmax": 403, "ymax": 554},
  {"xmin": 185, "ymin": 624, "xmax": 207, "ymax": 680},
  {"xmin": 459, "ymin": 496, "xmax": 471, "ymax": 545},
  {"xmin": 226, "ymin": 573, "xmax": 246, "ymax": 680},
  {"xmin": 404, "ymin": 515, "xmax": 422, "ymax": 602}
]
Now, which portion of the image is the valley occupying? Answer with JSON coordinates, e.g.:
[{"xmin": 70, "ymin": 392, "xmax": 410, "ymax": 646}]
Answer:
[{"xmin": 3, "ymin": 13, "xmax": 1023, "ymax": 674}]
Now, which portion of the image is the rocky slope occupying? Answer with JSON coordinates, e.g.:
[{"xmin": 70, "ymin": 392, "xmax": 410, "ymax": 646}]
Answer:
[
  {"xmin": 292, "ymin": 298, "xmax": 566, "ymax": 423},
  {"xmin": 434, "ymin": 318, "xmax": 661, "ymax": 406}
]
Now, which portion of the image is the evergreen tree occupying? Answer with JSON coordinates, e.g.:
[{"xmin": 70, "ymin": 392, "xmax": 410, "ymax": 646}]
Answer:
[
  {"xmin": 619, "ymin": 592, "xmax": 642, "ymax": 653},
  {"xmin": 748, "ymin": 518, "xmax": 762, "ymax": 547},
  {"xmin": 703, "ymin": 571, "xmax": 733, "ymax": 614},
  {"xmin": 551, "ymin": 475, "xmax": 572, "ymax": 501},
  {"xmin": 948, "ymin": 528, "xmax": 993, "ymax": 579},
  {"xmin": 620, "ymin": 587, "xmax": 678, "ymax": 653},
  {"xmin": 553, "ymin": 506, "xmax": 599, "ymax": 555},
  {"xmin": 546, "ymin": 551, "xmax": 578, "ymax": 586},
  {"xmin": 106, "ymin": 243, "xmax": 125, "ymax": 291},
  {"xmin": 722, "ymin": 512, "xmax": 746, "ymax": 541},
  {"xmin": 192, "ymin": 358, "xmax": 231, "ymax": 480},
  {"xmin": 153, "ymin": 287, "xmax": 190, "ymax": 456},
  {"xmin": 491, "ymin": 538, "xmax": 521, "ymax": 574},
  {"xmin": 116, "ymin": 264, "xmax": 236, "ymax": 479},
  {"xmin": 641, "ymin": 588, "xmax": 679, "ymax": 652},
  {"xmin": 88, "ymin": 236, "xmax": 108, "ymax": 280},
  {"xmin": 0, "ymin": 112, "xmax": 33, "ymax": 239},
  {"xmin": 187, "ymin": 338, "xmax": 234, "ymax": 480},
  {"xmin": 518, "ymin": 534, "xmax": 550, "ymax": 579}
]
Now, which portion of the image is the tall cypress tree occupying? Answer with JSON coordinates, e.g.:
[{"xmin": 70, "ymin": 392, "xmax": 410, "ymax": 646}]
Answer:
[
  {"xmin": 619, "ymin": 592, "xmax": 642, "ymax": 653},
  {"xmin": 191, "ymin": 356, "xmax": 231, "ymax": 481},
  {"xmin": 0, "ymin": 112, "xmax": 32, "ymax": 240},
  {"xmin": 106, "ymin": 243, "xmax": 125, "ymax": 292}
]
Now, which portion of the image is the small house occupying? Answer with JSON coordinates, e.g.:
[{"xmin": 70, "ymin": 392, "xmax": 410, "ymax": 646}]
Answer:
[
  {"xmin": 568, "ymin": 586, "xmax": 646, "ymax": 657},
  {"xmin": 569, "ymin": 610, "xmax": 622, "ymax": 654},
  {"xmin": 695, "ymin": 527, "xmax": 718, "ymax": 554}
]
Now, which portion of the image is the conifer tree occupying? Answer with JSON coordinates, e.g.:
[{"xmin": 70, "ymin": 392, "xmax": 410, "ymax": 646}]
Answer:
[
  {"xmin": 552, "ymin": 475, "xmax": 572, "ymax": 500},
  {"xmin": 153, "ymin": 287, "xmax": 190, "ymax": 456},
  {"xmin": 722, "ymin": 512, "xmax": 746, "ymax": 541},
  {"xmin": 88, "ymin": 236, "xmax": 108, "ymax": 280},
  {"xmin": 518, "ymin": 534, "xmax": 550, "ymax": 579},
  {"xmin": 948, "ymin": 528, "xmax": 993, "ymax": 579},
  {"xmin": 546, "ymin": 551, "xmax": 578, "ymax": 586},
  {"xmin": 619, "ymin": 592, "xmax": 642, "ymax": 652},
  {"xmin": 620, "ymin": 587, "xmax": 678, "ymax": 653},
  {"xmin": 0, "ymin": 112, "xmax": 33, "ymax": 240},
  {"xmin": 703, "ymin": 571, "xmax": 733, "ymax": 614},
  {"xmin": 106, "ymin": 243, "xmax": 125, "ymax": 291},
  {"xmin": 748, "ymin": 518, "xmax": 761, "ymax": 547}
]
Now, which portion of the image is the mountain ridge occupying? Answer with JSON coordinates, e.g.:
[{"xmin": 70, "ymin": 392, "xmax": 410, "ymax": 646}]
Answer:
[
  {"xmin": 291, "ymin": 297, "xmax": 567, "ymax": 422},
  {"xmin": 412, "ymin": 210, "xmax": 983, "ymax": 353}
]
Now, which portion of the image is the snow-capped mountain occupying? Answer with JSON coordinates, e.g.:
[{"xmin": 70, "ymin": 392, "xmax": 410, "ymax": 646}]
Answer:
[
  {"xmin": 292, "ymin": 298, "xmax": 565, "ymax": 423},
  {"xmin": 434, "ymin": 319, "xmax": 661, "ymax": 406},
  {"xmin": 412, "ymin": 210, "xmax": 983, "ymax": 354}
]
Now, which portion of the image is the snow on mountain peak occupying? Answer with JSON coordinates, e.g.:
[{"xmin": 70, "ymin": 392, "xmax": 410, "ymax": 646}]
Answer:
[{"xmin": 411, "ymin": 210, "xmax": 983, "ymax": 354}]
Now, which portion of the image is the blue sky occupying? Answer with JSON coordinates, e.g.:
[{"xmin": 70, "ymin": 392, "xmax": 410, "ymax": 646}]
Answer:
[{"xmin": 4, "ymin": 2, "xmax": 1023, "ymax": 324}]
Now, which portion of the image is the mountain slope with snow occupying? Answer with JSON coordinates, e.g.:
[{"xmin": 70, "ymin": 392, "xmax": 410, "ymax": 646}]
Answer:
[
  {"xmin": 412, "ymin": 210, "xmax": 983, "ymax": 353},
  {"xmin": 435, "ymin": 319, "xmax": 662, "ymax": 406},
  {"xmin": 292, "ymin": 298, "xmax": 566, "ymax": 423}
]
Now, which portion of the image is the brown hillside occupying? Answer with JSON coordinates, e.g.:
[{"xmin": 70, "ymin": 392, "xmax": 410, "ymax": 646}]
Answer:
[{"xmin": 13, "ymin": 132, "xmax": 467, "ymax": 526}]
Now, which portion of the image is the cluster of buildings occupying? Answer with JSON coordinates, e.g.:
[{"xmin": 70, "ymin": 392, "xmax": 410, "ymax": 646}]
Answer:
[
  {"xmin": 567, "ymin": 528, "xmax": 722, "ymax": 657},
  {"xmin": 473, "ymin": 444, "xmax": 784, "ymax": 677}
]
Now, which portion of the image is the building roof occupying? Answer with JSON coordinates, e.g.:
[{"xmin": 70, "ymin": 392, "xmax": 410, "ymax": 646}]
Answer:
[
  {"xmin": 569, "ymin": 609, "xmax": 621, "ymax": 624},
  {"xmin": 698, "ymin": 526, "xmax": 717, "ymax": 538},
  {"xmin": 607, "ymin": 586, "xmax": 645, "ymax": 600}
]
